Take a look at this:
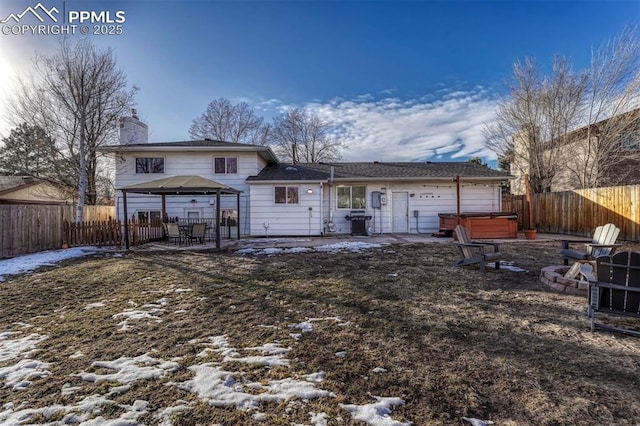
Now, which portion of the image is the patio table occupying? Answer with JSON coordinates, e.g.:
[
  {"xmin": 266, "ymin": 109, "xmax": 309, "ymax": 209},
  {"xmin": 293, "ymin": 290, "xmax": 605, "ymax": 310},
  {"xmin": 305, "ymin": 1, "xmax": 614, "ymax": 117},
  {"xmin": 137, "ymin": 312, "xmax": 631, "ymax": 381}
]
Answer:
[{"xmin": 178, "ymin": 224, "xmax": 193, "ymax": 245}]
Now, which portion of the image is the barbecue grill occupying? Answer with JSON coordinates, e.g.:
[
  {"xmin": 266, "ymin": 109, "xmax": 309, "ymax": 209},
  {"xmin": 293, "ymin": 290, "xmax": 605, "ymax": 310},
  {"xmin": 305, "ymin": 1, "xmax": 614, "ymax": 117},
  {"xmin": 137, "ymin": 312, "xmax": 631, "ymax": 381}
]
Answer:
[{"xmin": 344, "ymin": 210, "xmax": 372, "ymax": 236}]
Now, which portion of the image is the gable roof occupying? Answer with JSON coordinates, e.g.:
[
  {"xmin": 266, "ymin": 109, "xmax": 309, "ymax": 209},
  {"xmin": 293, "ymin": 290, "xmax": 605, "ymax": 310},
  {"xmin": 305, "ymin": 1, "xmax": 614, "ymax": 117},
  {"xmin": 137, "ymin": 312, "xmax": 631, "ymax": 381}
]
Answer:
[
  {"xmin": 118, "ymin": 175, "xmax": 241, "ymax": 195},
  {"xmin": 0, "ymin": 176, "xmax": 40, "ymax": 194},
  {"xmin": 98, "ymin": 139, "xmax": 279, "ymax": 164},
  {"xmin": 247, "ymin": 161, "xmax": 512, "ymax": 182}
]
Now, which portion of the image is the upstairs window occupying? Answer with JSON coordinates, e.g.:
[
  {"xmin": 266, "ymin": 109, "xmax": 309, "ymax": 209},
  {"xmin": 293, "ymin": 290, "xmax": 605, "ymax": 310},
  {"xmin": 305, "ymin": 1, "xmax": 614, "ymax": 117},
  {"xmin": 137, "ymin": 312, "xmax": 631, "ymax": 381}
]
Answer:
[
  {"xmin": 136, "ymin": 157, "xmax": 164, "ymax": 173},
  {"xmin": 214, "ymin": 157, "xmax": 238, "ymax": 174},
  {"xmin": 275, "ymin": 186, "xmax": 299, "ymax": 204},
  {"xmin": 337, "ymin": 185, "xmax": 366, "ymax": 209}
]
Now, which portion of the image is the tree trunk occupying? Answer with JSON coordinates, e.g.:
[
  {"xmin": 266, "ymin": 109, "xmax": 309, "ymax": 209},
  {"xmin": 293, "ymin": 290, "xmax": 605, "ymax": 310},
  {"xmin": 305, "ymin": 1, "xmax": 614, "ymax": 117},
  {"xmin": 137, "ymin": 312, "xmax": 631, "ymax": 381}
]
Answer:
[{"xmin": 75, "ymin": 113, "xmax": 87, "ymax": 224}]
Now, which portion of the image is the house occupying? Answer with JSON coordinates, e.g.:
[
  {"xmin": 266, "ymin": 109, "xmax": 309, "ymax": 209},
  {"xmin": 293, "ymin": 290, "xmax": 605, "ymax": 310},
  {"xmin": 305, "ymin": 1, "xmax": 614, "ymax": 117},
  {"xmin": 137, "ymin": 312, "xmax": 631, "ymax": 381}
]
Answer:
[
  {"xmin": 100, "ymin": 114, "xmax": 512, "ymax": 237},
  {"xmin": 510, "ymin": 108, "xmax": 640, "ymax": 195},
  {"xmin": 247, "ymin": 161, "xmax": 511, "ymax": 236},
  {"xmin": 0, "ymin": 176, "xmax": 71, "ymax": 205}
]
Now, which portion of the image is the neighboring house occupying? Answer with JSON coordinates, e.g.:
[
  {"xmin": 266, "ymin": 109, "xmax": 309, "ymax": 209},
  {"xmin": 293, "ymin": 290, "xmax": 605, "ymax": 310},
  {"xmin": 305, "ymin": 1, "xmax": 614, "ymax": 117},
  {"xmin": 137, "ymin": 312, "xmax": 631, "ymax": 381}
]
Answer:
[
  {"xmin": 0, "ymin": 176, "xmax": 71, "ymax": 205},
  {"xmin": 100, "ymin": 114, "xmax": 512, "ymax": 237},
  {"xmin": 510, "ymin": 109, "xmax": 640, "ymax": 195}
]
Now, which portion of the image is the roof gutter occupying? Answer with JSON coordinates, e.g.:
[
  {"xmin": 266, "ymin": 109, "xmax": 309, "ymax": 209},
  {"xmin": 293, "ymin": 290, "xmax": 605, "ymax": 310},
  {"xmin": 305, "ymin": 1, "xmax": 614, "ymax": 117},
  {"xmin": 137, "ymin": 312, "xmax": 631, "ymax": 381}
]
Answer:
[{"xmin": 326, "ymin": 176, "xmax": 514, "ymax": 182}]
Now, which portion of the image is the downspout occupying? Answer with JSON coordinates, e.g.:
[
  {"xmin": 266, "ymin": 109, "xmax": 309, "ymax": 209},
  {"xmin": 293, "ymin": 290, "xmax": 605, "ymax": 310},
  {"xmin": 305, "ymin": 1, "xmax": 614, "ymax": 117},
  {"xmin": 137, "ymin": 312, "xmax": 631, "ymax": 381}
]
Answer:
[
  {"xmin": 327, "ymin": 167, "xmax": 335, "ymax": 232},
  {"xmin": 319, "ymin": 183, "xmax": 324, "ymax": 236}
]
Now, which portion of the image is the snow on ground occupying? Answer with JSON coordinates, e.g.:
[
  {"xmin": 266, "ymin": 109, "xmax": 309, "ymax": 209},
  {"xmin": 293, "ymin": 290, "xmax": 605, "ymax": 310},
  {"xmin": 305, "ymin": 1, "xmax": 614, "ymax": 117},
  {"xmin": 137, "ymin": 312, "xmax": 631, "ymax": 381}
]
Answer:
[
  {"xmin": 0, "ymin": 394, "xmax": 149, "ymax": 425},
  {"xmin": 78, "ymin": 354, "xmax": 180, "ymax": 384},
  {"xmin": 0, "ymin": 359, "xmax": 51, "ymax": 390},
  {"xmin": 112, "ymin": 298, "xmax": 167, "ymax": 331},
  {"xmin": 340, "ymin": 396, "xmax": 411, "ymax": 426},
  {"xmin": 0, "ymin": 245, "xmax": 410, "ymax": 424},
  {"xmin": 237, "ymin": 241, "xmax": 387, "ymax": 256},
  {"xmin": 491, "ymin": 261, "xmax": 528, "ymax": 272},
  {"xmin": 0, "ymin": 332, "xmax": 47, "ymax": 362},
  {"xmin": 0, "ymin": 325, "xmax": 409, "ymax": 425},
  {"xmin": 0, "ymin": 247, "xmax": 105, "ymax": 282}
]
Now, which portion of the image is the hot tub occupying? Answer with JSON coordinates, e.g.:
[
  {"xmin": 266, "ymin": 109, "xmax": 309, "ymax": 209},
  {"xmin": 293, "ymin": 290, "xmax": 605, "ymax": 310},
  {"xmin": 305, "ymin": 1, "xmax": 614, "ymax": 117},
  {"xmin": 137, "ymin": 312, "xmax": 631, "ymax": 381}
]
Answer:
[{"xmin": 438, "ymin": 212, "xmax": 518, "ymax": 239}]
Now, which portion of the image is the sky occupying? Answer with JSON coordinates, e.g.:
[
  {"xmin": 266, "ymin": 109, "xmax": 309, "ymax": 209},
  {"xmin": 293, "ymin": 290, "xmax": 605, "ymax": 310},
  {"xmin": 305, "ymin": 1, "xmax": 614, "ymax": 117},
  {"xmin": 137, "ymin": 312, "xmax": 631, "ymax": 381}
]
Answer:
[{"xmin": 0, "ymin": 0, "xmax": 638, "ymax": 166}]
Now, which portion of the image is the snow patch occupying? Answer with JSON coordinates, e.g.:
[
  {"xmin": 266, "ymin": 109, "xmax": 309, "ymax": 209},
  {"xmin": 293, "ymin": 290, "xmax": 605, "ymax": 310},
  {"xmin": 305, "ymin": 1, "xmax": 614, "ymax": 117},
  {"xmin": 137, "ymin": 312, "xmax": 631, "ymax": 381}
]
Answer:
[
  {"xmin": 0, "ymin": 359, "xmax": 51, "ymax": 390},
  {"xmin": 0, "ymin": 332, "xmax": 47, "ymax": 362},
  {"xmin": 78, "ymin": 354, "xmax": 180, "ymax": 384},
  {"xmin": 0, "ymin": 247, "xmax": 104, "ymax": 281},
  {"xmin": 340, "ymin": 396, "xmax": 409, "ymax": 425}
]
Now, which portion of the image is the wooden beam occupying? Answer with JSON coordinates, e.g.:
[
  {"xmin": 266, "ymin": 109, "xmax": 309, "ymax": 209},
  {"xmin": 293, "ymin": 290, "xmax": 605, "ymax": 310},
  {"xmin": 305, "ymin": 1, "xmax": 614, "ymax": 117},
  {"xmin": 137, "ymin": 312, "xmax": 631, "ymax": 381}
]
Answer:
[
  {"xmin": 455, "ymin": 175, "xmax": 461, "ymax": 225},
  {"xmin": 236, "ymin": 193, "xmax": 240, "ymax": 240},
  {"xmin": 123, "ymin": 191, "xmax": 130, "ymax": 249},
  {"xmin": 215, "ymin": 190, "xmax": 221, "ymax": 249}
]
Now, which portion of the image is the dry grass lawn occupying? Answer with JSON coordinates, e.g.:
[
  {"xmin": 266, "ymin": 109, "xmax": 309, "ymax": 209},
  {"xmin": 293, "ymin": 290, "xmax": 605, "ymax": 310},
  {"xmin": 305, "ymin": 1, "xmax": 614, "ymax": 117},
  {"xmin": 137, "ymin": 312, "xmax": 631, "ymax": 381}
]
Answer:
[{"xmin": 1, "ymin": 239, "xmax": 639, "ymax": 425}]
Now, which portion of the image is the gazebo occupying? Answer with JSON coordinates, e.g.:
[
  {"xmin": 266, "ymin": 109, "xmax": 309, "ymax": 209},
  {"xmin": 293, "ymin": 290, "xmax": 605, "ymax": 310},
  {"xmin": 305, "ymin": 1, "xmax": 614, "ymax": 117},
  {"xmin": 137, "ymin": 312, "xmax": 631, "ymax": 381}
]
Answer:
[{"xmin": 118, "ymin": 175, "xmax": 242, "ymax": 249}]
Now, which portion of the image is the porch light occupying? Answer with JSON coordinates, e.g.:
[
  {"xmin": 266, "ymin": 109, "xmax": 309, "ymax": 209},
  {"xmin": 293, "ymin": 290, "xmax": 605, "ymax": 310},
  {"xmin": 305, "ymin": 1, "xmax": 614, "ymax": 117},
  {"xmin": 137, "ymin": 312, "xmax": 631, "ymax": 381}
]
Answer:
[{"xmin": 307, "ymin": 189, "xmax": 313, "ymax": 194}]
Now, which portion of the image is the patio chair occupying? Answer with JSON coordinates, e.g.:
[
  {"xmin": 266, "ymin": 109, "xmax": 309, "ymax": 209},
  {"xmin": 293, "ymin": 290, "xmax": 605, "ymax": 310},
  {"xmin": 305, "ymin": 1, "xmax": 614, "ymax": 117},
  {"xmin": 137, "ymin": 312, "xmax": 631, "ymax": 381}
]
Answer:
[
  {"xmin": 561, "ymin": 223, "xmax": 621, "ymax": 265},
  {"xmin": 189, "ymin": 223, "xmax": 206, "ymax": 245},
  {"xmin": 164, "ymin": 222, "xmax": 182, "ymax": 245},
  {"xmin": 587, "ymin": 251, "xmax": 640, "ymax": 337},
  {"xmin": 452, "ymin": 225, "xmax": 501, "ymax": 272}
]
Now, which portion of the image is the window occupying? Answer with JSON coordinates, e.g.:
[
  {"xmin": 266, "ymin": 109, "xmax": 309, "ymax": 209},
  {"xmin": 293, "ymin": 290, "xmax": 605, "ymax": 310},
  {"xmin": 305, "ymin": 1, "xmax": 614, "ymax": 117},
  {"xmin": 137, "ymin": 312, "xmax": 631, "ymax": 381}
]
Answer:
[
  {"xmin": 275, "ymin": 186, "xmax": 299, "ymax": 204},
  {"xmin": 135, "ymin": 157, "xmax": 164, "ymax": 173},
  {"xmin": 337, "ymin": 185, "xmax": 366, "ymax": 209},
  {"xmin": 214, "ymin": 157, "xmax": 238, "ymax": 174},
  {"xmin": 137, "ymin": 210, "xmax": 161, "ymax": 223}
]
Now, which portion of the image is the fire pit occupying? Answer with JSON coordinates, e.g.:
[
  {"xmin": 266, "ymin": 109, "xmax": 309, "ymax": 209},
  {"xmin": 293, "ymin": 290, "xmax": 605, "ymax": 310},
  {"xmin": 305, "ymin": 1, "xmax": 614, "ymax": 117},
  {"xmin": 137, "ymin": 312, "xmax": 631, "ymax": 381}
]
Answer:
[{"xmin": 539, "ymin": 265, "xmax": 589, "ymax": 296}]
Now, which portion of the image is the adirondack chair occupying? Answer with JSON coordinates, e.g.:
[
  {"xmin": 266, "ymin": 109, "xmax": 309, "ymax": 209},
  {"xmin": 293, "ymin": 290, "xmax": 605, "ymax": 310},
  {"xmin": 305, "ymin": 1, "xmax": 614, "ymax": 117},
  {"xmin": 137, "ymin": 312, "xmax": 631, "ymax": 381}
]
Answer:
[
  {"xmin": 561, "ymin": 223, "xmax": 621, "ymax": 265},
  {"xmin": 164, "ymin": 222, "xmax": 182, "ymax": 245},
  {"xmin": 189, "ymin": 223, "xmax": 207, "ymax": 245},
  {"xmin": 452, "ymin": 225, "xmax": 501, "ymax": 272},
  {"xmin": 588, "ymin": 251, "xmax": 640, "ymax": 337}
]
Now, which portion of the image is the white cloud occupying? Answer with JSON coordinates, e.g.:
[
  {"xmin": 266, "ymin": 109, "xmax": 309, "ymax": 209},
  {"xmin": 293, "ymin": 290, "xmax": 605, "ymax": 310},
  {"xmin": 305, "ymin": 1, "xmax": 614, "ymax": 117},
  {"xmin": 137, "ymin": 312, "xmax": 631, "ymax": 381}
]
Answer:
[{"xmin": 302, "ymin": 88, "xmax": 499, "ymax": 162}]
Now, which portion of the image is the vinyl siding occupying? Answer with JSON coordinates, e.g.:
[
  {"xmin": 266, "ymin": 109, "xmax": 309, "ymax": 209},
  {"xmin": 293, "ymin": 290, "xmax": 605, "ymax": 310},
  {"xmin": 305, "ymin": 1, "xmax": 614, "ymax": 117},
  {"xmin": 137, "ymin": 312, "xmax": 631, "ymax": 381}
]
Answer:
[
  {"xmin": 248, "ymin": 180, "xmax": 503, "ymax": 236},
  {"xmin": 249, "ymin": 183, "xmax": 323, "ymax": 236}
]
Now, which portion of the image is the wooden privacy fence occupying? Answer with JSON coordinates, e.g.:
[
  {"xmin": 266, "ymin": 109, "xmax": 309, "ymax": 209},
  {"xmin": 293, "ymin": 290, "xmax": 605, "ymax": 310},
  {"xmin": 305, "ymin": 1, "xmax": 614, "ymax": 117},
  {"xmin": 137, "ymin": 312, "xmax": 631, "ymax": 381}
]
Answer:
[
  {"xmin": 0, "ymin": 205, "xmax": 115, "ymax": 259},
  {"xmin": 503, "ymin": 184, "xmax": 640, "ymax": 242}
]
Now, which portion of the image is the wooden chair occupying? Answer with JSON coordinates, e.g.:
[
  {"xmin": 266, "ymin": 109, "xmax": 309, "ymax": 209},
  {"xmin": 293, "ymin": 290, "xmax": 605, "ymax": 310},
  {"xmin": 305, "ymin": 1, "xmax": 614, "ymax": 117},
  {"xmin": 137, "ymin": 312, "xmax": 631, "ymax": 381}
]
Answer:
[
  {"xmin": 164, "ymin": 222, "xmax": 182, "ymax": 245},
  {"xmin": 561, "ymin": 223, "xmax": 621, "ymax": 265},
  {"xmin": 452, "ymin": 225, "xmax": 501, "ymax": 272},
  {"xmin": 588, "ymin": 251, "xmax": 640, "ymax": 337},
  {"xmin": 189, "ymin": 223, "xmax": 206, "ymax": 245}
]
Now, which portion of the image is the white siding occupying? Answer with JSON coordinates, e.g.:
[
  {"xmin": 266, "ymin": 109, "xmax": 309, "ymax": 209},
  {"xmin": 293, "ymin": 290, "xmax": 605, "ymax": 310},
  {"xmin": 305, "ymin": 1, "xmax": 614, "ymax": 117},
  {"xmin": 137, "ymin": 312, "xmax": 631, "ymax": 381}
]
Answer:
[
  {"xmin": 114, "ymin": 150, "xmax": 263, "ymax": 236},
  {"xmin": 249, "ymin": 183, "xmax": 323, "ymax": 236},
  {"xmin": 320, "ymin": 180, "xmax": 503, "ymax": 235}
]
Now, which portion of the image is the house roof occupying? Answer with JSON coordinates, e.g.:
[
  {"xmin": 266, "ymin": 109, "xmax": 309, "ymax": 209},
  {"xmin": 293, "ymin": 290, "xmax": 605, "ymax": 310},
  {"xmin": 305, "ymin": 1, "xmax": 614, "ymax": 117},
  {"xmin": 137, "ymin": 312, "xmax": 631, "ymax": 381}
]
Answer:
[
  {"xmin": 246, "ymin": 162, "xmax": 512, "ymax": 182},
  {"xmin": 98, "ymin": 139, "xmax": 280, "ymax": 163},
  {"xmin": 118, "ymin": 175, "xmax": 241, "ymax": 195},
  {"xmin": 0, "ymin": 176, "xmax": 40, "ymax": 194}
]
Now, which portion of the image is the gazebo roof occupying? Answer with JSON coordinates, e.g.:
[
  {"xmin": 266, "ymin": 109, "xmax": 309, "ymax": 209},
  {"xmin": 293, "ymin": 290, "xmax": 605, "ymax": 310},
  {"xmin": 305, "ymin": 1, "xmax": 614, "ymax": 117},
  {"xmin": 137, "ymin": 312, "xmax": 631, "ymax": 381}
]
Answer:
[{"xmin": 118, "ymin": 175, "xmax": 241, "ymax": 195}]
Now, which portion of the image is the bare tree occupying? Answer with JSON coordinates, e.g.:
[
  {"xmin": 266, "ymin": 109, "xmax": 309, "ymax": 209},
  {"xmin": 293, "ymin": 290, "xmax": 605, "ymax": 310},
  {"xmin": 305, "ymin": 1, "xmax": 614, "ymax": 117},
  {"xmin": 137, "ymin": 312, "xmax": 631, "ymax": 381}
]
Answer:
[
  {"xmin": 270, "ymin": 108, "xmax": 342, "ymax": 164},
  {"xmin": 485, "ymin": 25, "xmax": 640, "ymax": 192},
  {"xmin": 9, "ymin": 38, "xmax": 137, "ymax": 221},
  {"xmin": 189, "ymin": 98, "xmax": 268, "ymax": 144},
  {"xmin": 484, "ymin": 56, "xmax": 587, "ymax": 193},
  {"xmin": 567, "ymin": 25, "xmax": 640, "ymax": 188}
]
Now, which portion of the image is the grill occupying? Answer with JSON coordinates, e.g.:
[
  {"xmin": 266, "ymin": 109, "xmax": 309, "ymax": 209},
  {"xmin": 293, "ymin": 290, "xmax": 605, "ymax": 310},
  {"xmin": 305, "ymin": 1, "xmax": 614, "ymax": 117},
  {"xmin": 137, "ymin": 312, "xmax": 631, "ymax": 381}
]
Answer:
[{"xmin": 344, "ymin": 210, "xmax": 373, "ymax": 236}]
